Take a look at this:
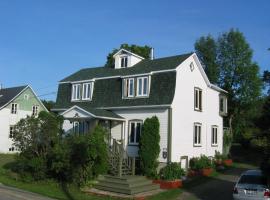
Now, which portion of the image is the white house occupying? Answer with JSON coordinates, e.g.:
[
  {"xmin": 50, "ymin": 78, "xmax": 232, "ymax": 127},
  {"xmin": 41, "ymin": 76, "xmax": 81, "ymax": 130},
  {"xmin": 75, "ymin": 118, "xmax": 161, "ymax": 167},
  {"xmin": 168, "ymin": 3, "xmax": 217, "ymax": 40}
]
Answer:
[
  {"xmin": 53, "ymin": 49, "xmax": 227, "ymax": 170},
  {"xmin": 0, "ymin": 85, "xmax": 47, "ymax": 153}
]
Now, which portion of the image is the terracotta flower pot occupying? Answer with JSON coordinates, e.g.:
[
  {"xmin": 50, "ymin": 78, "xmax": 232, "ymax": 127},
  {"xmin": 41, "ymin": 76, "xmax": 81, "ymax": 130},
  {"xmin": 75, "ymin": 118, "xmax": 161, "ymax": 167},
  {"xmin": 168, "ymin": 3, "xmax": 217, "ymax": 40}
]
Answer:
[
  {"xmin": 223, "ymin": 159, "xmax": 233, "ymax": 166},
  {"xmin": 153, "ymin": 179, "xmax": 182, "ymax": 189},
  {"xmin": 201, "ymin": 168, "xmax": 213, "ymax": 176}
]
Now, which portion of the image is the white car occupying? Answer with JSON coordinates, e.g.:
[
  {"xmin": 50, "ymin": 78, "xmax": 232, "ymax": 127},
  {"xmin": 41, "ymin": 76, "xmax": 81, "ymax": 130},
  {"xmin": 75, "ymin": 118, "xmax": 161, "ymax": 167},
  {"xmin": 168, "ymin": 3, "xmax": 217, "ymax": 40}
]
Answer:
[{"xmin": 233, "ymin": 170, "xmax": 270, "ymax": 200}]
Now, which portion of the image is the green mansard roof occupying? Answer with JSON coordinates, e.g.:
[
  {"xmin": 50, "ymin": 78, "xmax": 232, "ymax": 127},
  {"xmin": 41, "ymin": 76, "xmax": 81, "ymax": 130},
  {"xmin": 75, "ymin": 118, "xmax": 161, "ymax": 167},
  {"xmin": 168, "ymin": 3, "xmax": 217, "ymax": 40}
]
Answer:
[
  {"xmin": 54, "ymin": 53, "xmax": 192, "ymax": 109},
  {"xmin": 60, "ymin": 53, "xmax": 192, "ymax": 82}
]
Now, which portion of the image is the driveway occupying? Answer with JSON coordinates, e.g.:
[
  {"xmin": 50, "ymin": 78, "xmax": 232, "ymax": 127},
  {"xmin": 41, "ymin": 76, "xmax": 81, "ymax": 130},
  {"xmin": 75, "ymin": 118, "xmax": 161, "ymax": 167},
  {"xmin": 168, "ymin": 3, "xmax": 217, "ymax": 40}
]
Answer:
[
  {"xmin": 0, "ymin": 184, "xmax": 55, "ymax": 200},
  {"xmin": 177, "ymin": 164, "xmax": 257, "ymax": 200}
]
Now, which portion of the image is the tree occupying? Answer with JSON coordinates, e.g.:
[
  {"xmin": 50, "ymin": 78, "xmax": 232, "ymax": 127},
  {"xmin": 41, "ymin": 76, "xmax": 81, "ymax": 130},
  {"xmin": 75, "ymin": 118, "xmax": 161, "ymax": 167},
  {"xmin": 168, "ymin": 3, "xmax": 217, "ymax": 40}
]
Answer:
[
  {"xmin": 105, "ymin": 44, "xmax": 152, "ymax": 68},
  {"xmin": 41, "ymin": 100, "xmax": 56, "ymax": 111},
  {"xmin": 12, "ymin": 111, "xmax": 63, "ymax": 180},
  {"xmin": 139, "ymin": 116, "xmax": 160, "ymax": 177},
  {"xmin": 253, "ymin": 96, "xmax": 270, "ymax": 177},
  {"xmin": 194, "ymin": 29, "xmax": 262, "ymax": 141},
  {"xmin": 217, "ymin": 29, "xmax": 262, "ymax": 140},
  {"xmin": 263, "ymin": 70, "xmax": 270, "ymax": 95},
  {"xmin": 195, "ymin": 35, "xmax": 219, "ymax": 84}
]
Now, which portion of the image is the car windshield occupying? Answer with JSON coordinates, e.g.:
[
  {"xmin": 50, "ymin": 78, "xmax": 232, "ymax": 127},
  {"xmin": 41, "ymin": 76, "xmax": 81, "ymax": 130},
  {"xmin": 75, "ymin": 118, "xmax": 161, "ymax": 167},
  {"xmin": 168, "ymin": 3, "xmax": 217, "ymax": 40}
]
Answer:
[{"xmin": 239, "ymin": 175, "xmax": 267, "ymax": 185}]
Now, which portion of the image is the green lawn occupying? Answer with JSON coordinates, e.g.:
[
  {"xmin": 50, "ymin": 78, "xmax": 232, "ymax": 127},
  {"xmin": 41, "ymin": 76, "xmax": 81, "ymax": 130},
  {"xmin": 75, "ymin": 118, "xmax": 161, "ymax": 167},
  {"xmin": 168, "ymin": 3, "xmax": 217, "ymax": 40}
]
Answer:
[{"xmin": 0, "ymin": 154, "xmax": 182, "ymax": 200}]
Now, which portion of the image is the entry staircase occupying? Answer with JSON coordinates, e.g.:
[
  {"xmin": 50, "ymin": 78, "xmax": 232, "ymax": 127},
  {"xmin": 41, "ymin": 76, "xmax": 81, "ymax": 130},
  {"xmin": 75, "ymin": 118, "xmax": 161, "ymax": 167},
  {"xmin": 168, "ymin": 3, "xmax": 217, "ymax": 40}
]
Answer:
[{"xmin": 94, "ymin": 138, "xmax": 159, "ymax": 194}]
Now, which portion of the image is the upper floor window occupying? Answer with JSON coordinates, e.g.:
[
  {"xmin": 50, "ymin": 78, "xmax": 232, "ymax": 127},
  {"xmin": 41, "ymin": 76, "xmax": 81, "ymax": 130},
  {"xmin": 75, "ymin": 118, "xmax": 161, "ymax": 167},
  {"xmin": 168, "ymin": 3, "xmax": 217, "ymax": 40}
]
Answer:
[
  {"xmin": 11, "ymin": 103, "xmax": 18, "ymax": 114},
  {"xmin": 137, "ymin": 77, "xmax": 149, "ymax": 97},
  {"xmin": 121, "ymin": 56, "xmax": 128, "ymax": 68},
  {"xmin": 194, "ymin": 122, "xmax": 202, "ymax": 146},
  {"xmin": 219, "ymin": 95, "xmax": 227, "ymax": 115},
  {"xmin": 72, "ymin": 84, "xmax": 81, "ymax": 101},
  {"xmin": 32, "ymin": 105, "xmax": 39, "ymax": 116},
  {"xmin": 129, "ymin": 120, "xmax": 142, "ymax": 145},
  {"xmin": 194, "ymin": 87, "xmax": 202, "ymax": 111},
  {"xmin": 123, "ymin": 78, "xmax": 135, "ymax": 98},
  {"xmin": 211, "ymin": 125, "xmax": 218, "ymax": 146},
  {"xmin": 82, "ymin": 83, "xmax": 93, "ymax": 100}
]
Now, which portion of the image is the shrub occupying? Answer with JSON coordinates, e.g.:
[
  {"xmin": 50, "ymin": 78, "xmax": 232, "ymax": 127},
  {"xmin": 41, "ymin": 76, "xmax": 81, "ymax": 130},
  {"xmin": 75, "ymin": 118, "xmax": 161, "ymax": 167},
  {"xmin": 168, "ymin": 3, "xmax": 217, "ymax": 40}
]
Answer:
[
  {"xmin": 214, "ymin": 151, "xmax": 227, "ymax": 162},
  {"xmin": 159, "ymin": 163, "xmax": 185, "ymax": 181},
  {"xmin": 139, "ymin": 116, "xmax": 160, "ymax": 178},
  {"xmin": 189, "ymin": 155, "xmax": 213, "ymax": 170}
]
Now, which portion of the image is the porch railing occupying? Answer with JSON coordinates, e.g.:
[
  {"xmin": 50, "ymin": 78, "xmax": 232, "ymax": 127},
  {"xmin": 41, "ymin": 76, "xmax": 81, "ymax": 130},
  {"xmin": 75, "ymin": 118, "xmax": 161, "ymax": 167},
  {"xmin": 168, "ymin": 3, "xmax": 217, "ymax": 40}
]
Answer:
[{"xmin": 108, "ymin": 138, "xmax": 135, "ymax": 177}]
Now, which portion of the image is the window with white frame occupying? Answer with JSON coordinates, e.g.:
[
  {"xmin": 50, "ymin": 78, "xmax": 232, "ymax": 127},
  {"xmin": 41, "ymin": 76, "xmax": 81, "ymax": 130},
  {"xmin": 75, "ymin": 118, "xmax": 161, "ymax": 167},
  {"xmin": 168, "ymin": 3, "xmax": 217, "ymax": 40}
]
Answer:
[
  {"xmin": 123, "ymin": 78, "xmax": 135, "ymax": 97},
  {"xmin": 121, "ymin": 56, "xmax": 128, "ymax": 68},
  {"xmin": 194, "ymin": 123, "xmax": 202, "ymax": 146},
  {"xmin": 137, "ymin": 77, "xmax": 149, "ymax": 96},
  {"xmin": 9, "ymin": 126, "xmax": 15, "ymax": 138},
  {"xmin": 219, "ymin": 95, "xmax": 227, "ymax": 114},
  {"xmin": 211, "ymin": 126, "xmax": 218, "ymax": 146},
  {"xmin": 32, "ymin": 105, "xmax": 39, "ymax": 116},
  {"xmin": 72, "ymin": 84, "xmax": 81, "ymax": 101},
  {"xmin": 194, "ymin": 87, "xmax": 202, "ymax": 111},
  {"xmin": 11, "ymin": 103, "xmax": 18, "ymax": 114},
  {"xmin": 129, "ymin": 120, "xmax": 142, "ymax": 145},
  {"xmin": 82, "ymin": 82, "xmax": 93, "ymax": 100}
]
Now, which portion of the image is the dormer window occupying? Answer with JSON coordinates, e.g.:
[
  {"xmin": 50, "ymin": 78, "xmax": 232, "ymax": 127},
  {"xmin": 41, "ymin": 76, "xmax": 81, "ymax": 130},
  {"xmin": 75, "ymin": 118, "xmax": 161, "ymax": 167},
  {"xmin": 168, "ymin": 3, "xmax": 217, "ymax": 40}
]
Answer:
[
  {"xmin": 82, "ymin": 83, "xmax": 93, "ymax": 100},
  {"xmin": 121, "ymin": 56, "xmax": 128, "ymax": 68},
  {"xmin": 123, "ymin": 78, "xmax": 135, "ymax": 97},
  {"xmin": 113, "ymin": 49, "xmax": 144, "ymax": 69},
  {"xmin": 123, "ymin": 76, "xmax": 150, "ymax": 98},
  {"xmin": 71, "ymin": 82, "xmax": 94, "ymax": 101},
  {"xmin": 137, "ymin": 77, "xmax": 149, "ymax": 97},
  {"xmin": 72, "ymin": 84, "xmax": 81, "ymax": 101}
]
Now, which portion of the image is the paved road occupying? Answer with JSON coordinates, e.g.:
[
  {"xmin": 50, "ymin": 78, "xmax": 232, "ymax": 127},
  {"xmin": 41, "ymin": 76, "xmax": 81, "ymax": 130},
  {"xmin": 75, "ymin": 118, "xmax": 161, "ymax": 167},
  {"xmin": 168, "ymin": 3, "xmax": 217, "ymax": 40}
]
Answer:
[
  {"xmin": 177, "ymin": 164, "xmax": 256, "ymax": 200},
  {"xmin": 0, "ymin": 184, "xmax": 55, "ymax": 200}
]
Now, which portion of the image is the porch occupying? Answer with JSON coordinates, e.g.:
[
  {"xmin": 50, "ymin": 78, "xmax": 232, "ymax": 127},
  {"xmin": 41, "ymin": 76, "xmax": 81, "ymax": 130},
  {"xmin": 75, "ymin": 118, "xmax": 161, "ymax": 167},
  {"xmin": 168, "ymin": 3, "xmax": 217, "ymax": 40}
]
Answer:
[{"xmin": 60, "ymin": 105, "xmax": 136, "ymax": 177}]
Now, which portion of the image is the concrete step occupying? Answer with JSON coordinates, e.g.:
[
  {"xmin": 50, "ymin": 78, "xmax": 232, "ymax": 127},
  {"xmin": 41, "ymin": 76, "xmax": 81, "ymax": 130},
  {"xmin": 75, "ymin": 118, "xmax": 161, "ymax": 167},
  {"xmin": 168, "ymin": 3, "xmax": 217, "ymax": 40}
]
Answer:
[
  {"xmin": 95, "ymin": 183, "xmax": 159, "ymax": 195},
  {"xmin": 95, "ymin": 175, "xmax": 159, "ymax": 195}
]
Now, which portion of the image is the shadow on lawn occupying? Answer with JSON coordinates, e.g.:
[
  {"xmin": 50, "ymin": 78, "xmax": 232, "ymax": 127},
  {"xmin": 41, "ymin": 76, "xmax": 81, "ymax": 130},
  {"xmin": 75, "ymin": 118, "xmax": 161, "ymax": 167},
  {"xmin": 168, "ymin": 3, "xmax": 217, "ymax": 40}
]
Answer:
[{"xmin": 61, "ymin": 183, "xmax": 75, "ymax": 200}]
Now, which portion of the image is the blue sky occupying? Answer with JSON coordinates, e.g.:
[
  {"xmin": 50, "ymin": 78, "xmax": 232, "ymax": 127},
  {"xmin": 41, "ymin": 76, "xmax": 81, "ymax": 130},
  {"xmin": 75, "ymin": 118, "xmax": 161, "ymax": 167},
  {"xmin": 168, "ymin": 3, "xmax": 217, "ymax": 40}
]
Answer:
[{"xmin": 0, "ymin": 0, "xmax": 269, "ymax": 100}]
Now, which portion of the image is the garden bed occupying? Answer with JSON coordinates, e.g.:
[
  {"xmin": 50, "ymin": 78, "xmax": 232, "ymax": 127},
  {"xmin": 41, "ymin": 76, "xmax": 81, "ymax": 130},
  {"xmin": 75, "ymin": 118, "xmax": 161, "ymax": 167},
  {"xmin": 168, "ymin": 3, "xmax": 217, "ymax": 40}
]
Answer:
[{"xmin": 153, "ymin": 179, "xmax": 182, "ymax": 189}]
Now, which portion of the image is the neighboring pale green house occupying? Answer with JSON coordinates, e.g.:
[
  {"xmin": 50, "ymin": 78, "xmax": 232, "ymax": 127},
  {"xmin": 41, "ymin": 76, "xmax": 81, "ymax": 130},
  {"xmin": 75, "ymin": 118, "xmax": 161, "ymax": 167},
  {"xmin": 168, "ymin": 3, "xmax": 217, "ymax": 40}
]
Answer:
[{"xmin": 0, "ymin": 85, "xmax": 47, "ymax": 153}]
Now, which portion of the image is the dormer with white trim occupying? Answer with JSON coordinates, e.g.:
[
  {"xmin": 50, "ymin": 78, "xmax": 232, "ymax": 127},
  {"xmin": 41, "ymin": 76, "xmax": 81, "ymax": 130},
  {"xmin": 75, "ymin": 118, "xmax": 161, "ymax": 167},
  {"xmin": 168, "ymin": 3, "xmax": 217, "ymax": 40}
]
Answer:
[{"xmin": 113, "ymin": 49, "xmax": 144, "ymax": 69}]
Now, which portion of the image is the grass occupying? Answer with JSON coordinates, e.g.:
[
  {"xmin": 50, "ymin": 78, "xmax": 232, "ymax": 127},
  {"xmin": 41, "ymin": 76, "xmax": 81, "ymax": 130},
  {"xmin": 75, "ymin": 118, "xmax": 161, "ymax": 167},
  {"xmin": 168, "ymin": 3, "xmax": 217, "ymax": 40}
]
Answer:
[
  {"xmin": 147, "ymin": 189, "xmax": 182, "ymax": 200},
  {"xmin": 0, "ymin": 154, "xmax": 181, "ymax": 200}
]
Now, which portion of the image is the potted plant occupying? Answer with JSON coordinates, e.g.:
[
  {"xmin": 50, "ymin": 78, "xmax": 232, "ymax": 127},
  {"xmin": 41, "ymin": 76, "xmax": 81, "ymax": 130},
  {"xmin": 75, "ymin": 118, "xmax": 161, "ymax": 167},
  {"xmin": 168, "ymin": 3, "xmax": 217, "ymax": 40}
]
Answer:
[
  {"xmin": 214, "ymin": 151, "xmax": 233, "ymax": 167},
  {"xmin": 189, "ymin": 155, "xmax": 214, "ymax": 176},
  {"xmin": 153, "ymin": 163, "xmax": 185, "ymax": 189}
]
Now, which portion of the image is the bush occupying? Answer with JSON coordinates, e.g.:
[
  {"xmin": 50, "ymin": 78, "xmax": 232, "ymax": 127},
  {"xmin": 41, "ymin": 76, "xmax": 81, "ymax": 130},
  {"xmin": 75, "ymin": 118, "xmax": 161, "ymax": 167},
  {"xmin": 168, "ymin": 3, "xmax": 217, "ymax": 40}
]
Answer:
[
  {"xmin": 49, "ymin": 125, "xmax": 108, "ymax": 186},
  {"xmin": 139, "ymin": 116, "xmax": 160, "ymax": 178},
  {"xmin": 11, "ymin": 112, "xmax": 108, "ymax": 186},
  {"xmin": 159, "ymin": 163, "xmax": 185, "ymax": 181},
  {"xmin": 214, "ymin": 151, "xmax": 227, "ymax": 162},
  {"xmin": 189, "ymin": 155, "xmax": 213, "ymax": 170}
]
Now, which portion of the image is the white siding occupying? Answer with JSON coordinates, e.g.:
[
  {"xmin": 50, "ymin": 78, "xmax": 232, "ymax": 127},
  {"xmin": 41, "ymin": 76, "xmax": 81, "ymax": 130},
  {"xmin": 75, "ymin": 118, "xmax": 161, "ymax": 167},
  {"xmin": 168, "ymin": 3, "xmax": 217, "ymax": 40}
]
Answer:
[
  {"xmin": 111, "ymin": 121, "xmax": 122, "ymax": 140},
  {"xmin": 114, "ymin": 53, "xmax": 142, "ymax": 69},
  {"xmin": 114, "ymin": 108, "xmax": 169, "ymax": 163},
  {"xmin": 0, "ymin": 108, "xmax": 32, "ymax": 153},
  {"xmin": 171, "ymin": 55, "xmax": 223, "ymax": 163}
]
